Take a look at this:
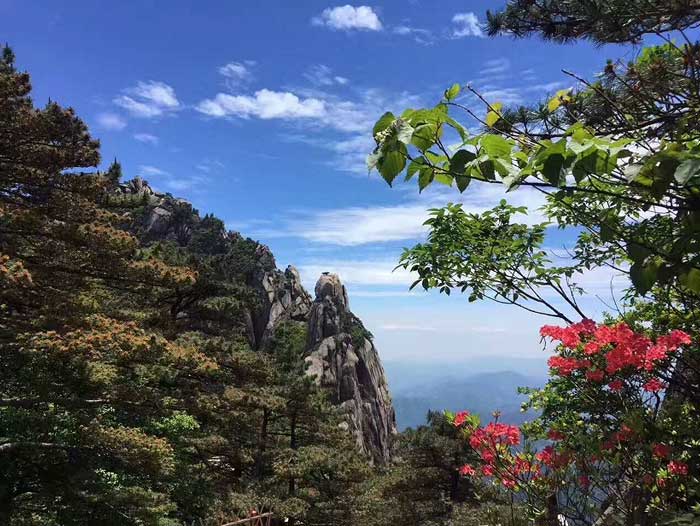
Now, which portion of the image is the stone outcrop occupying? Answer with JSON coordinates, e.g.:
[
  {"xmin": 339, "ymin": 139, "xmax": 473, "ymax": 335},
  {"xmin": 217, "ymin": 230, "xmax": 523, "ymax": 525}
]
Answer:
[
  {"xmin": 118, "ymin": 178, "xmax": 396, "ymax": 463},
  {"xmin": 306, "ymin": 273, "xmax": 396, "ymax": 464}
]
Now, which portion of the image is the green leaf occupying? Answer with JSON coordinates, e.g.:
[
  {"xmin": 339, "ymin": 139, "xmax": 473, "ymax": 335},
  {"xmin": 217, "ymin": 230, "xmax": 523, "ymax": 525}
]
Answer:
[
  {"xmin": 411, "ymin": 123, "xmax": 438, "ymax": 152},
  {"xmin": 680, "ymin": 268, "xmax": 700, "ymax": 293},
  {"xmin": 373, "ymin": 112, "xmax": 395, "ymax": 138},
  {"xmin": 479, "ymin": 134, "xmax": 512, "ymax": 158},
  {"xmin": 435, "ymin": 173, "xmax": 453, "ymax": 186},
  {"xmin": 377, "ymin": 148, "xmax": 406, "ymax": 186},
  {"xmin": 674, "ymin": 158, "xmax": 700, "ymax": 185},
  {"xmin": 406, "ymin": 157, "xmax": 426, "ymax": 181},
  {"xmin": 450, "ymin": 149, "xmax": 476, "ymax": 175},
  {"xmin": 418, "ymin": 166, "xmax": 434, "ymax": 192},
  {"xmin": 627, "ymin": 241, "xmax": 651, "ymax": 263},
  {"xmin": 456, "ymin": 175, "xmax": 471, "ymax": 192},
  {"xmin": 445, "ymin": 83, "xmax": 461, "ymax": 101},
  {"xmin": 630, "ymin": 258, "xmax": 661, "ymax": 295}
]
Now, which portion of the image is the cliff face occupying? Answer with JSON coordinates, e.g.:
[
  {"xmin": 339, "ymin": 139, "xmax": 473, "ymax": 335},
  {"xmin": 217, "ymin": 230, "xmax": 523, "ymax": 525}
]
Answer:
[
  {"xmin": 306, "ymin": 273, "xmax": 396, "ymax": 464},
  {"xmin": 117, "ymin": 178, "xmax": 397, "ymax": 463}
]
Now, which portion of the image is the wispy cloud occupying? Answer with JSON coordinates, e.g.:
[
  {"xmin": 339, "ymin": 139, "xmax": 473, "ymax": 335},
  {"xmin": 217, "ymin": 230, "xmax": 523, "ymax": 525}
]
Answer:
[
  {"xmin": 133, "ymin": 132, "xmax": 158, "ymax": 144},
  {"xmin": 304, "ymin": 64, "xmax": 349, "ymax": 87},
  {"xmin": 96, "ymin": 112, "xmax": 127, "ymax": 131},
  {"xmin": 480, "ymin": 58, "xmax": 510, "ymax": 76},
  {"xmin": 249, "ymin": 184, "xmax": 547, "ymax": 247},
  {"xmin": 451, "ymin": 12, "xmax": 484, "ymax": 38},
  {"xmin": 198, "ymin": 82, "xmax": 422, "ymax": 173},
  {"xmin": 525, "ymin": 81, "xmax": 567, "ymax": 94},
  {"xmin": 392, "ymin": 25, "xmax": 435, "ymax": 45},
  {"xmin": 312, "ymin": 5, "xmax": 383, "ymax": 31},
  {"xmin": 297, "ymin": 258, "xmax": 416, "ymax": 287},
  {"xmin": 219, "ymin": 60, "xmax": 256, "ymax": 88},
  {"xmin": 137, "ymin": 164, "xmax": 208, "ymax": 193},
  {"xmin": 114, "ymin": 81, "xmax": 180, "ymax": 118}
]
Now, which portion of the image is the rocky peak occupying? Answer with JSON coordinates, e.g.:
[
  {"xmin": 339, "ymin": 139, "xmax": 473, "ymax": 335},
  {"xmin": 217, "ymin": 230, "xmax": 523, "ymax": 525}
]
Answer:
[
  {"xmin": 306, "ymin": 273, "xmax": 397, "ymax": 464},
  {"xmin": 118, "ymin": 178, "xmax": 396, "ymax": 463}
]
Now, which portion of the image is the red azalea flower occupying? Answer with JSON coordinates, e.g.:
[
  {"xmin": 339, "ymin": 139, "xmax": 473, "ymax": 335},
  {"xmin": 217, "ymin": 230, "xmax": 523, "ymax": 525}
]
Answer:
[
  {"xmin": 584, "ymin": 341, "xmax": 602, "ymax": 355},
  {"xmin": 453, "ymin": 410, "xmax": 470, "ymax": 427},
  {"xmin": 668, "ymin": 461, "xmax": 689, "ymax": 476},
  {"xmin": 481, "ymin": 465, "xmax": 494, "ymax": 476},
  {"xmin": 459, "ymin": 464, "xmax": 476, "ymax": 476},
  {"xmin": 578, "ymin": 475, "xmax": 590, "ymax": 488},
  {"xmin": 547, "ymin": 429, "xmax": 565, "ymax": 441},
  {"xmin": 652, "ymin": 443, "xmax": 671, "ymax": 459},
  {"xmin": 608, "ymin": 379, "xmax": 624, "ymax": 392},
  {"xmin": 586, "ymin": 369, "xmax": 605, "ymax": 382},
  {"xmin": 502, "ymin": 477, "xmax": 517, "ymax": 489},
  {"xmin": 536, "ymin": 446, "xmax": 555, "ymax": 466},
  {"xmin": 643, "ymin": 378, "xmax": 666, "ymax": 392}
]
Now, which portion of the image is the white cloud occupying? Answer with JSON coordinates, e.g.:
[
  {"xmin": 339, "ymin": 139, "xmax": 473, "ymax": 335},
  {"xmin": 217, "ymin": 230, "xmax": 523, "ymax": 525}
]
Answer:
[
  {"xmin": 312, "ymin": 5, "xmax": 383, "ymax": 31},
  {"xmin": 288, "ymin": 204, "xmax": 431, "ymax": 245},
  {"xmin": 114, "ymin": 81, "xmax": 180, "ymax": 118},
  {"xmin": 133, "ymin": 132, "xmax": 158, "ymax": 144},
  {"xmin": 452, "ymin": 12, "xmax": 484, "ymax": 38},
  {"xmin": 137, "ymin": 165, "xmax": 208, "ymax": 192},
  {"xmin": 392, "ymin": 25, "xmax": 434, "ymax": 44},
  {"xmin": 96, "ymin": 112, "xmax": 127, "ymax": 131},
  {"xmin": 480, "ymin": 58, "xmax": 511, "ymax": 76},
  {"xmin": 253, "ymin": 184, "xmax": 547, "ymax": 247},
  {"xmin": 480, "ymin": 87, "xmax": 523, "ymax": 105},
  {"xmin": 196, "ymin": 89, "xmax": 326, "ymax": 120},
  {"xmin": 525, "ymin": 81, "xmax": 567, "ymax": 93},
  {"xmin": 138, "ymin": 165, "xmax": 168, "ymax": 177},
  {"xmin": 298, "ymin": 258, "xmax": 417, "ymax": 287},
  {"xmin": 304, "ymin": 64, "xmax": 349, "ymax": 87},
  {"xmin": 218, "ymin": 61, "xmax": 255, "ymax": 87}
]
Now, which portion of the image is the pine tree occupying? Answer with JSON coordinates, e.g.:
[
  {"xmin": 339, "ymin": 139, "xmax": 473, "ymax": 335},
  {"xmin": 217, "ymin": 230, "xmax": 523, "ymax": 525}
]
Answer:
[{"xmin": 0, "ymin": 46, "xmax": 203, "ymax": 525}]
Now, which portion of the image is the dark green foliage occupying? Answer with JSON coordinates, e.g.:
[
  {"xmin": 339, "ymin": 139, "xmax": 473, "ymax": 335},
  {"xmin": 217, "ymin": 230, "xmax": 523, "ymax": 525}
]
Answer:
[
  {"xmin": 0, "ymin": 47, "xmax": 371, "ymax": 526},
  {"xmin": 486, "ymin": 0, "xmax": 700, "ymax": 44},
  {"xmin": 105, "ymin": 158, "xmax": 122, "ymax": 188},
  {"xmin": 353, "ymin": 412, "xmax": 485, "ymax": 526}
]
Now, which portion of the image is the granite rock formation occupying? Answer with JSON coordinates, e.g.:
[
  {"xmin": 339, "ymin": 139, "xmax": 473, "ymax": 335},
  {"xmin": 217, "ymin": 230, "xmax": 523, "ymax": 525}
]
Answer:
[{"xmin": 117, "ymin": 178, "xmax": 397, "ymax": 462}]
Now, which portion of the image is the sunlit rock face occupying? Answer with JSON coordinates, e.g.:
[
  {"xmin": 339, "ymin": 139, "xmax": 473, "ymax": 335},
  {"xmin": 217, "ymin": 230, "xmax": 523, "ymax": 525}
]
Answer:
[{"xmin": 305, "ymin": 273, "xmax": 397, "ymax": 464}]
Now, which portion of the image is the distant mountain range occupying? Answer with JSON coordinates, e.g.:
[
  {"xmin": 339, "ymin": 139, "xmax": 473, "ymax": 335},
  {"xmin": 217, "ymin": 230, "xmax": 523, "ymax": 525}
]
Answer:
[{"xmin": 388, "ymin": 368, "xmax": 547, "ymax": 431}]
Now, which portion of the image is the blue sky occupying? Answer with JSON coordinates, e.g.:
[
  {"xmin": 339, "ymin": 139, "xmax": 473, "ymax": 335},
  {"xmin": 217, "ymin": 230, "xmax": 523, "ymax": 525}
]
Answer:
[{"xmin": 3, "ymin": 1, "xmax": 634, "ymax": 369}]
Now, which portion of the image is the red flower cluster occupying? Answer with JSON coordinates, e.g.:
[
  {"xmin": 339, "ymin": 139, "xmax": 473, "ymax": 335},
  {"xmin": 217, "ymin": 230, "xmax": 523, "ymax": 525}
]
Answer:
[
  {"xmin": 542, "ymin": 321, "xmax": 691, "ymax": 384},
  {"xmin": 536, "ymin": 445, "xmax": 570, "ymax": 468},
  {"xmin": 652, "ymin": 443, "xmax": 671, "ymax": 459},
  {"xmin": 459, "ymin": 464, "xmax": 476, "ymax": 476},
  {"xmin": 643, "ymin": 378, "xmax": 666, "ymax": 392},
  {"xmin": 469, "ymin": 422, "xmax": 521, "ymax": 450},
  {"xmin": 540, "ymin": 319, "xmax": 596, "ymax": 348},
  {"xmin": 668, "ymin": 461, "xmax": 689, "ymax": 476},
  {"xmin": 547, "ymin": 356, "xmax": 590, "ymax": 376},
  {"xmin": 453, "ymin": 410, "xmax": 470, "ymax": 427},
  {"xmin": 547, "ymin": 429, "xmax": 565, "ymax": 441}
]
